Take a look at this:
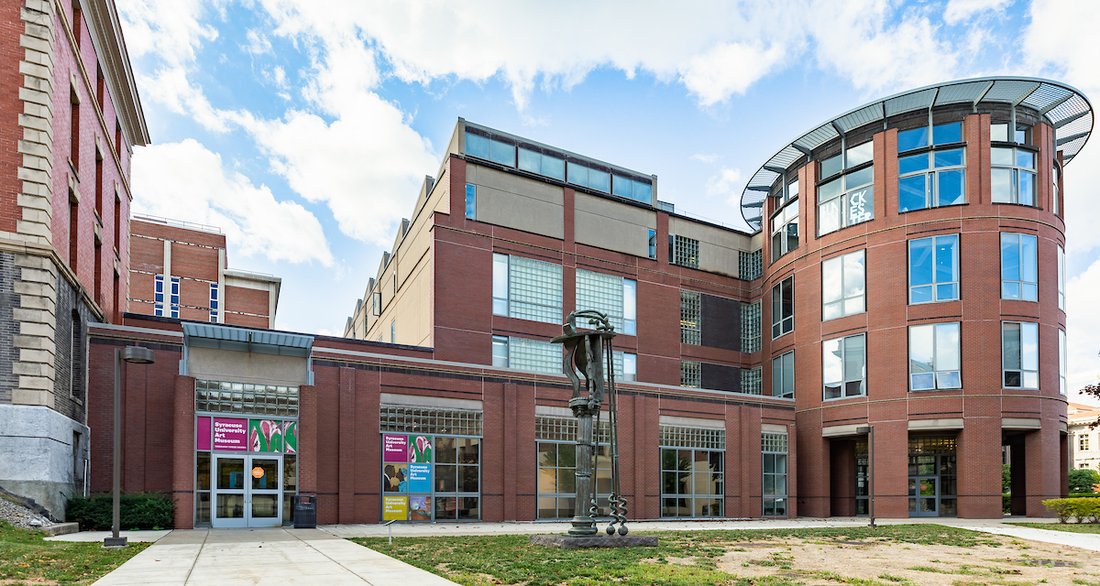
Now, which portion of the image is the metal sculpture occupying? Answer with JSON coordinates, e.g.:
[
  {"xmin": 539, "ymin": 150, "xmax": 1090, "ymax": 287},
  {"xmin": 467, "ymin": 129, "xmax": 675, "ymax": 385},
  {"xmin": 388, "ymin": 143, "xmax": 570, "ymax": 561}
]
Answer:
[{"xmin": 551, "ymin": 310, "xmax": 628, "ymax": 537}]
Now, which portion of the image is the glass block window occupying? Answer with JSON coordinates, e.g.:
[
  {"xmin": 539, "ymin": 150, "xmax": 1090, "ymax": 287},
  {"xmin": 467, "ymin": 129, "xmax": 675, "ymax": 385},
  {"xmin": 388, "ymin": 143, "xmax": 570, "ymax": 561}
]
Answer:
[
  {"xmin": 379, "ymin": 406, "xmax": 483, "ymax": 436},
  {"xmin": 739, "ymin": 249, "xmax": 762, "ymax": 280},
  {"xmin": 508, "ymin": 336, "xmax": 561, "ymax": 374},
  {"xmin": 1000, "ymin": 233, "xmax": 1038, "ymax": 302},
  {"xmin": 670, "ymin": 235, "xmax": 700, "ymax": 268},
  {"xmin": 680, "ymin": 361, "xmax": 701, "ymax": 388},
  {"xmin": 680, "ymin": 290, "xmax": 701, "ymax": 345},
  {"xmin": 493, "ymin": 253, "xmax": 563, "ymax": 323},
  {"xmin": 195, "ymin": 380, "xmax": 299, "ymax": 417},
  {"xmin": 991, "ymin": 147, "xmax": 1037, "ymax": 206},
  {"xmin": 567, "ymin": 161, "xmax": 611, "ymax": 193},
  {"xmin": 762, "ymin": 432, "xmax": 788, "ymax": 517},
  {"xmin": 771, "ymin": 276, "xmax": 794, "ymax": 339},
  {"xmin": 823, "ymin": 333, "xmax": 866, "ymax": 400},
  {"xmin": 464, "ymin": 183, "xmax": 476, "ymax": 219},
  {"xmin": 771, "ymin": 351, "xmax": 794, "ymax": 399},
  {"xmin": 821, "ymin": 250, "xmax": 865, "ymax": 320},
  {"xmin": 909, "ymin": 322, "xmax": 961, "ymax": 391},
  {"xmin": 518, "ymin": 147, "xmax": 565, "ymax": 181},
  {"xmin": 660, "ymin": 425, "xmax": 725, "ymax": 450},
  {"xmin": 818, "ymin": 165, "xmax": 873, "ymax": 236},
  {"xmin": 209, "ymin": 283, "xmax": 219, "ymax": 323},
  {"xmin": 1002, "ymin": 321, "xmax": 1038, "ymax": 389},
  {"xmin": 898, "ymin": 148, "xmax": 966, "ymax": 212},
  {"xmin": 576, "ymin": 269, "xmax": 636, "ymax": 335},
  {"xmin": 465, "ymin": 130, "xmax": 515, "ymax": 167},
  {"xmin": 741, "ymin": 367, "xmax": 762, "ymax": 395},
  {"xmin": 536, "ymin": 416, "xmax": 610, "ymax": 519},
  {"xmin": 741, "ymin": 301, "xmax": 761, "ymax": 353},
  {"xmin": 909, "ymin": 234, "xmax": 959, "ymax": 304}
]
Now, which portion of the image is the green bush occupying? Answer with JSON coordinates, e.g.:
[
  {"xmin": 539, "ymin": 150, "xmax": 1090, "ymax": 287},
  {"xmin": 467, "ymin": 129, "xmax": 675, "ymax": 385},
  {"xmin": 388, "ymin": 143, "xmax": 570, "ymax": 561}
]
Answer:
[
  {"xmin": 1042, "ymin": 497, "xmax": 1100, "ymax": 524},
  {"xmin": 1002, "ymin": 492, "xmax": 1011, "ymax": 514},
  {"xmin": 1069, "ymin": 468, "xmax": 1100, "ymax": 494},
  {"xmin": 66, "ymin": 493, "xmax": 174, "ymax": 530}
]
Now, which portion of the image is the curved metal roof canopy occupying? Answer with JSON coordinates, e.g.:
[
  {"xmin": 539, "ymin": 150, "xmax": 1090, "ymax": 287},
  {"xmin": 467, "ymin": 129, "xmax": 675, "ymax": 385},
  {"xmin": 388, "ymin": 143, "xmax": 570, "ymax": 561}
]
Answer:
[{"xmin": 739, "ymin": 77, "xmax": 1094, "ymax": 231}]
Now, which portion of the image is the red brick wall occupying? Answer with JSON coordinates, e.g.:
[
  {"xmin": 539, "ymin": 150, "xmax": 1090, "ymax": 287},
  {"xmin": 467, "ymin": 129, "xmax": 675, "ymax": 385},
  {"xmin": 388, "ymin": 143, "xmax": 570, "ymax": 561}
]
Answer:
[{"xmin": 0, "ymin": 1, "xmax": 23, "ymax": 233}]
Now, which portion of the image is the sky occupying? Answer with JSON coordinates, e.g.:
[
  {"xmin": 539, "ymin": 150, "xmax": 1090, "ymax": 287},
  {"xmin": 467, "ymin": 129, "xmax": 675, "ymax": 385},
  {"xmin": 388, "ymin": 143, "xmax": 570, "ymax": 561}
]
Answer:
[{"xmin": 114, "ymin": 0, "xmax": 1100, "ymax": 402}]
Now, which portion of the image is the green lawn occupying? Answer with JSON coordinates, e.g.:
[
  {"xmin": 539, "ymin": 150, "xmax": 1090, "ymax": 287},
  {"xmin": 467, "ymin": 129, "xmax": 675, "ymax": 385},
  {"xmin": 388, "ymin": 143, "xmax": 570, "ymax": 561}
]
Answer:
[
  {"xmin": 353, "ymin": 525, "xmax": 999, "ymax": 586},
  {"xmin": 0, "ymin": 521, "xmax": 148, "ymax": 585},
  {"xmin": 1009, "ymin": 522, "xmax": 1100, "ymax": 534}
]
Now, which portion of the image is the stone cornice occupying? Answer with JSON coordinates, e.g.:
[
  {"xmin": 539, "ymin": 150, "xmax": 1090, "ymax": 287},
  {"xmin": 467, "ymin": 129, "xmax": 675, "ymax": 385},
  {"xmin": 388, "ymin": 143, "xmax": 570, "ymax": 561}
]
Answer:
[{"xmin": 76, "ymin": 0, "xmax": 149, "ymax": 147}]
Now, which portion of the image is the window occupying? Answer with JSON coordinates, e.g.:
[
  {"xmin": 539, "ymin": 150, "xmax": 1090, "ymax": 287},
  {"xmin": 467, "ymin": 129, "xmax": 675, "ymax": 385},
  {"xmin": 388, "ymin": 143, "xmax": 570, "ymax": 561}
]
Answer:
[
  {"xmin": 741, "ymin": 367, "xmax": 762, "ymax": 395},
  {"xmin": 771, "ymin": 351, "xmax": 794, "ymax": 399},
  {"xmin": 823, "ymin": 333, "xmax": 866, "ymax": 400},
  {"xmin": 209, "ymin": 283, "xmax": 220, "ymax": 323},
  {"xmin": 1058, "ymin": 244, "xmax": 1066, "ymax": 311},
  {"xmin": 909, "ymin": 235, "xmax": 959, "ymax": 304},
  {"xmin": 1000, "ymin": 233, "xmax": 1038, "ymax": 301},
  {"xmin": 680, "ymin": 291, "xmax": 701, "ymax": 344},
  {"xmin": 70, "ymin": 311, "xmax": 82, "ymax": 398},
  {"xmin": 390, "ymin": 320, "xmax": 396, "ymax": 343},
  {"xmin": 771, "ymin": 276, "xmax": 794, "ymax": 338},
  {"xmin": 1059, "ymin": 329, "xmax": 1067, "ymax": 396},
  {"xmin": 115, "ymin": 120, "xmax": 122, "ymax": 159},
  {"xmin": 495, "ymin": 336, "xmax": 560, "ymax": 374},
  {"xmin": 991, "ymin": 147, "xmax": 1036, "ymax": 205},
  {"xmin": 380, "ymin": 431, "xmax": 481, "ymax": 522},
  {"xmin": 93, "ymin": 240, "xmax": 102, "ymax": 303},
  {"xmin": 1081, "ymin": 435, "xmax": 1090, "ymax": 452},
  {"xmin": 94, "ymin": 150, "xmax": 104, "ymax": 216},
  {"xmin": 770, "ymin": 179, "xmax": 799, "ymax": 262},
  {"xmin": 69, "ymin": 197, "xmax": 78, "ymax": 272},
  {"xmin": 536, "ymin": 417, "xmax": 610, "ymax": 519},
  {"xmin": 575, "ymin": 269, "xmax": 636, "ymax": 335},
  {"xmin": 898, "ymin": 148, "xmax": 966, "ymax": 212},
  {"xmin": 1053, "ymin": 164, "xmax": 1061, "ymax": 215},
  {"xmin": 897, "ymin": 121, "xmax": 963, "ymax": 154},
  {"xmin": 647, "ymin": 229, "xmax": 657, "ymax": 259},
  {"xmin": 615, "ymin": 352, "xmax": 637, "ymax": 382},
  {"xmin": 991, "ymin": 122, "xmax": 1031, "ymax": 145},
  {"xmin": 371, "ymin": 291, "xmax": 381, "ymax": 316},
  {"xmin": 491, "ymin": 336, "xmax": 508, "ymax": 368},
  {"xmin": 821, "ymin": 250, "xmax": 865, "ymax": 320},
  {"xmin": 670, "ymin": 235, "xmax": 699, "ymax": 268},
  {"xmin": 909, "ymin": 323, "xmax": 961, "ymax": 391},
  {"xmin": 113, "ymin": 192, "xmax": 121, "ymax": 251},
  {"xmin": 465, "ymin": 130, "xmax": 515, "ymax": 167},
  {"xmin": 660, "ymin": 426, "xmax": 724, "ymax": 518},
  {"xmin": 70, "ymin": 86, "xmax": 80, "ymax": 170},
  {"xmin": 739, "ymin": 249, "xmax": 762, "ymax": 280},
  {"xmin": 611, "ymin": 174, "xmax": 653, "ymax": 204},
  {"xmin": 817, "ymin": 165, "xmax": 873, "ymax": 236},
  {"xmin": 464, "ymin": 183, "xmax": 476, "ymax": 219},
  {"xmin": 1002, "ymin": 321, "xmax": 1038, "ymax": 389},
  {"xmin": 741, "ymin": 301, "xmax": 761, "ymax": 353},
  {"xmin": 493, "ymin": 253, "xmax": 563, "ymax": 324},
  {"xmin": 518, "ymin": 147, "xmax": 564, "ymax": 180},
  {"xmin": 762, "ymin": 433, "xmax": 788, "ymax": 517},
  {"xmin": 567, "ymin": 161, "xmax": 611, "ymax": 193},
  {"xmin": 153, "ymin": 275, "xmax": 179, "ymax": 318},
  {"xmin": 680, "ymin": 361, "xmax": 701, "ymax": 388},
  {"xmin": 195, "ymin": 380, "xmax": 300, "ymax": 417}
]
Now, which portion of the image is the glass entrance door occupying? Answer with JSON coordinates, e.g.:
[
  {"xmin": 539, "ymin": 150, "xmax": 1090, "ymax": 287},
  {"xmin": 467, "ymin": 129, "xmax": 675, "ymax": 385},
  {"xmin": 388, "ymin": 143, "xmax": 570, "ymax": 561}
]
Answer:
[
  {"xmin": 212, "ymin": 454, "xmax": 282, "ymax": 528},
  {"xmin": 909, "ymin": 455, "xmax": 939, "ymax": 516}
]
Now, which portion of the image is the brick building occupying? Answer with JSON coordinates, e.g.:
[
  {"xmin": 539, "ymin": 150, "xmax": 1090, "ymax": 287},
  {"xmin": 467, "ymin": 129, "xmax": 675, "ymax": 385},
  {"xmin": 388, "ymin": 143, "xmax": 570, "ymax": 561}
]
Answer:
[
  {"xmin": 128, "ymin": 215, "xmax": 281, "ymax": 328},
  {"xmin": 0, "ymin": 0, "xmax": 147, "ymax": 516}
]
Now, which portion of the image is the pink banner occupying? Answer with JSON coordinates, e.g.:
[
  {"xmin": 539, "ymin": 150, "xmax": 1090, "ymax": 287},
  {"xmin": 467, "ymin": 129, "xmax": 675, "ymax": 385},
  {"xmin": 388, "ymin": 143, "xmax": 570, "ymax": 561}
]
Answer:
[
  {"xmin": 383, "ymin": 434, "xmax": 408, "ymax": 462},
  {"xmin": 196, "ymin": 416, "xmax": 211, "ymax": 451},
  {"xmin": 212, "ymin": 417, "xmax": 248, "ymax": 451}
]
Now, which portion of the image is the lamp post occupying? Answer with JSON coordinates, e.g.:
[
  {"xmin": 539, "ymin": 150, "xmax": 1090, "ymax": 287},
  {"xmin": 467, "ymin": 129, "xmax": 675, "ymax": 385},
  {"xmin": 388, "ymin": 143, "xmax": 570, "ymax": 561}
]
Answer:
[
  {"xmin": 856, "ymin": 424, "xmax": 876, "ymax": 528},
  {"xmin": 104, "ymin": 346, "xmax": 155, "ymax": 548}
]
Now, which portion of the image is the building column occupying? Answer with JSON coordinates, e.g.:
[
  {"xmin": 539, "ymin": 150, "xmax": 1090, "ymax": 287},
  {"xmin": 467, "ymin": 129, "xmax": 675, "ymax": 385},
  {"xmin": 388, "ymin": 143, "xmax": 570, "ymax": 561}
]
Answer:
[
  {"xmin": 337, "ymin": 368, "xmax": 356, "ymax": 524},
  {"xmin": 870, "ymin": 420, "xmax": 909, "ymax": 518},
  {"xmin": 739, "ymin": 407, "xmax": 761, "ymax": 517},
  {"xmin": 957, "ymin": 418, "xmax": 1003, "ymax": 518},
  {"xmin": 172, "ymin": 376, "xmax": 195, "ymax": 528},
  {"xmin": 1025, "ymin": 426, "xmax": 1062, "ymax": 517},
  {"xmin": 795, "ymin": 416, "xmax": 829, "ymax": 517},
  {"xmin": 298, "ymin": 384, "xmax": 317, "ymax": 510}
]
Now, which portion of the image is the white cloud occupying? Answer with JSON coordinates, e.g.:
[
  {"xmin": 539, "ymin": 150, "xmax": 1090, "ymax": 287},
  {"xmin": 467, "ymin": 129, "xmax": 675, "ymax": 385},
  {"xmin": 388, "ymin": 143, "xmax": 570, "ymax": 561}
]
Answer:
[
  {"xmin": 680, "ymin": 42, "xmax": 788, "ymax": 107},
  {"xmin": 244, "ymin": 29, "xmax": 273, "ymax": 56},
  {"xmin": 944, "ymin": 0, "xmax": 1014, "ymax": 24},
  {"xmin": 1067, "ymin": 258, "xmax": 1100, "ymax": 397},
  {"xmin": 704, "ymin": 167, "xmax": 745, "ymax": 206},
  {"xmin": 115, "ymin": 0, "xmax": 218, "ymax": 67},
  {"xmin": 130, "ymin": 139, "xmax": 334, "ymax": 266},
  {"xmin": 691, "ymin": 153, "xmax": 720, "ymax": 164}
]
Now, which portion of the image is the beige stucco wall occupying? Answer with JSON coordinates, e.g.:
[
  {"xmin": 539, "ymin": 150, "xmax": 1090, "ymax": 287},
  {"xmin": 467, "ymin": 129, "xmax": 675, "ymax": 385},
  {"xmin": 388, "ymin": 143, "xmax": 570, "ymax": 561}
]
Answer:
[
  {"xmin": 574, "ymin": 193, "xmax": 656, "ymax": 257},
  {"xmin": 188, "ymin": 347, "xmax": 309, "ymax": 386},
  {"xmin": 468, "ymin": 164, "xmax": 564, "ymax": 238},
  {"xmin": 668, "ymin": 217, "xmax": 752, "ymax": 277}
]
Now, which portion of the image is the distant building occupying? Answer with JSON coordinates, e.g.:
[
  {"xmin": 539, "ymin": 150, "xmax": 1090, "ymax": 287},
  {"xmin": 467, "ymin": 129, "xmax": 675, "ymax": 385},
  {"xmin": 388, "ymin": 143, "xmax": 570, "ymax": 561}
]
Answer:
[
  {"xmin": 129, "ymin": 215, "xmax": 281, "ymax": 328},
  {"xmin": 0, "ymin": 0, "xmax": 148, "ymax": 516},
  {"xmin": 1069, "ymin": 403, "xmax": 1100, "ymax": 471}
]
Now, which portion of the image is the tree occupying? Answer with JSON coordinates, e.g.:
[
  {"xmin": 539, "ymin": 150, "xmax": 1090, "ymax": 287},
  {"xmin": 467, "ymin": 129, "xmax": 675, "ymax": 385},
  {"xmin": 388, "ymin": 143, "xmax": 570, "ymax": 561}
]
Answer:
[
  {"xmin": 1068, "ymin": 468, "xmax": 1100, "ymax": 494},
  {"xmin": 1080, "ymin": 384, "xmax": 1100, "ymax": 428}
]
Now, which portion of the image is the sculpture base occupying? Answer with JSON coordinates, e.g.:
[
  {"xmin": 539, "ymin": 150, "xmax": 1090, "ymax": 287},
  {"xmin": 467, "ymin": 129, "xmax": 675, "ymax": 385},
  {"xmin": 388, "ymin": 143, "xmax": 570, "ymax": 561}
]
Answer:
[{"xmin": 530, "ymin": 534, "xmax": 658, "ymax": 549}]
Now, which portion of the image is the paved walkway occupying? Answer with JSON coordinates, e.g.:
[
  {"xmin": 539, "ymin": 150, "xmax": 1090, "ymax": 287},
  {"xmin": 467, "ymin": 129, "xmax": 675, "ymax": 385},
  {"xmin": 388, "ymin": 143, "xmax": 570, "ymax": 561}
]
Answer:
[{"xmin": 86, "ymin": 528, "xmax": 456, "ymax": 585}]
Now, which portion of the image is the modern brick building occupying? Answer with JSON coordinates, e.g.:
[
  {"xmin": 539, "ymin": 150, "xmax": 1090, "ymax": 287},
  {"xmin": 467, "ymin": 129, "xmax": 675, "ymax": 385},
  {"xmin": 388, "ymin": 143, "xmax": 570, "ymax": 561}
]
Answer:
[
  {"xmin": 0, "ymin": 0, "xmax": 147, "ymax": 516},
  {"xmin": 78, "ymin": 76, "xmax": 1090, "ymax": 528},
  {"xmin": 128, "ymin": 215, "xmax": 281, "ymax": 328}
]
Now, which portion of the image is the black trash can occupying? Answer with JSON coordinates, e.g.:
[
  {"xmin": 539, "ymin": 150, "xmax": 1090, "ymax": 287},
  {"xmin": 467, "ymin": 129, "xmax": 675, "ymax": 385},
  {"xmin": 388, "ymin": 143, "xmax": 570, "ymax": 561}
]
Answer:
[{"xmin": 293, "ymin": 494, "xmax": 317, "ymax": 528}]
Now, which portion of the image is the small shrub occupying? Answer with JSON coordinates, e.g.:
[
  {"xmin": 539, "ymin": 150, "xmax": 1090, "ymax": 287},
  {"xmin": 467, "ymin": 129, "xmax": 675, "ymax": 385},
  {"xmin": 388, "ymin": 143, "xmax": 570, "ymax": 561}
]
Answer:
[
  {"xmin": 1041, "ymin": 497, "xmax": 1100, "ymax": 524},
  {"xmin": 1068, "ymin": 468, "xmax": 1100, "ymax": 494},
  {"xmin": 1003, "ymin": 492, "xmax": 1011, "ymax": 514},
  {"xmin": 66, "ymin": 493, "xmax": 174, "ymax": 530}
]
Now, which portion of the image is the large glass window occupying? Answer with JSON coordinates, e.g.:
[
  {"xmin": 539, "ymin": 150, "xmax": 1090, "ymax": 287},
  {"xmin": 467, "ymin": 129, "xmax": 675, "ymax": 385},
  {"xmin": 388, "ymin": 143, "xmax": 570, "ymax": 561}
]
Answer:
[
  {"xmin": 1059, "ymin": 329, "xmax": 1067, "ymax": 396},
  {"xmin": 567, "ymin": 161, "xmax": 611, "ymax": 193},
  {"xmin": 670, "ymin": 235, "xmax": 700, "ymax": 268},
  {"xmin": 464, "ymin": 183, "xmax": 476, "ymax": 219},
  {"xmin": 465, "ymin": 130, "xmax": 515, "ymax": 167},
  {"xmin": 823, "ymin": 333, "xmax": 866, "ymax": 400},
  {"xmin": 741, "ymin": 301, "xmax": 761, "ymax": 353},
  {"xmin": 492, "ymin": 253, "xmax": 563, "ymax": 323},
  {"xmin": 1000, "ymin": 233, "xmax": 1037, "ymax": 301},
  {"xmin": 770, "ymin": 178, "xmax": 799, "ymax": 262},
  {"xmin": 680, "ymin": 290, "xmax": 701, "ymax": 344},
  {"xmin": 771, "ymin": 276, "xmax": 794, "ymax": 338},
  {"xmin": 909, "ymin": 323, "xmax": 961, "ymax": 391},
  {"xmin": 660, "ymin": 426, "xmax": 724, "ymax": 518},
  {"xmin": 576, "ymin": 269, "xmax": 636, "ymax": 335},
  {"xmin": 991, "ymin": 147, "xmax": 1037, "ymax": 206},
  {"xmin": 909, "ymin": 235, "xmax": 959, "ymax": 304},
  {"xmin": 517, "ymin": 147, "xmax": 565, "ymax": 180},
  {"xmin": 817, "ymin": 166, "xmax": 873, "ymax": 236},
  {"xmin": 897, "ymin": 121, "xmax": 963, "ymax": 154},
  {"xmin": 1053, "ymin": 164, "xmax": 1061, "ymax": 215},
  {"xmin": 762, "ymin": 433, "xmax": 788, "ymax": 517},
  {"xmin": 1058, "ymin": 244, "xmax": 1066, "ymax": 311},
  {"xmin": 821, "ymin": 250, "xmax": 865, "ymax": 320},
  {"xmin": 611, "ymin": 174, "xmax": 653, "ymax": 204},
  {"xmin": 1002, "ymin": 321, "xmax": 1038, "ymax": 389},
  {"xmin": 991, "ymin": 122, "xmax": 1031, "ymax": 145},
  {"xmin": 898, "ymin": 148, "xmax": 966, "ymax": 212},
  {"xmin": 771, "ymin": 351, "xmax": 794, "ymax": 399},
  {"xmin": 536, "ymin": 417, "xmax": 610, "ymax": 519}
]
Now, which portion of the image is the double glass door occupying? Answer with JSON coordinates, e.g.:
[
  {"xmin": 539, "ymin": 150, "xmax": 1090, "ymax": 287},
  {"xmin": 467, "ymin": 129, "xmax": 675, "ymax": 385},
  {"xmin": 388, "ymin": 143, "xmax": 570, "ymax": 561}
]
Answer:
[{"xmin": 213, "ymin": 454, "xmax": 282, "ymax": 528}]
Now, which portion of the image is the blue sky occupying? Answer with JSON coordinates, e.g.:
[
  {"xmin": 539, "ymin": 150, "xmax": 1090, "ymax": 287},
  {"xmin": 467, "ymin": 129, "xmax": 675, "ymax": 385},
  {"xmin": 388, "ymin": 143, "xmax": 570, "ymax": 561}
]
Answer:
[{"xmin": 114, "ymin": 0, "xmax": 1100, "ymax": 398}]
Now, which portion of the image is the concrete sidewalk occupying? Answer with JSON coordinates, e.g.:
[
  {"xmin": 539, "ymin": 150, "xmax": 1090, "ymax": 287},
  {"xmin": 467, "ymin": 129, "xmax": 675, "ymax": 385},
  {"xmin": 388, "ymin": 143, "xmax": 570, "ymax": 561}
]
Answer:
[{"xmin": 89, "ymin": 528, "xmax": 456, "ymax": 585}]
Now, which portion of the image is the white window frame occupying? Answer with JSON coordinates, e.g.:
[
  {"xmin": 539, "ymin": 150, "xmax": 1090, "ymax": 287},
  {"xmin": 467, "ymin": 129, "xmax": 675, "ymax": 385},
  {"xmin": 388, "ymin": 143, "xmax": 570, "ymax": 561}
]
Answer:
[
  {"xmin": 771, "ymin": 351, "xmax": 794, "ymax": 399},
  {"xmin": 823, "ymin": 333, "xmax": 866, "ymax": 400},
  {"xmin": 771, "ymin": 276, "xmax": 794, "ymax": 339},
  {"xmin": 991, "ymin": 146, "xmax": 1037, "ymax": 206},
  {"xmin": 908, "ymin": 234, "xmax": 959, "ymax": 304},
  {"xmin": 1002, "ymin": 321, "xmax": 1039, "ymax": 390},
  {"xmin": 897, "ymin": 147, "xmax": 966, "ymax": 212},
  {"xmin": 908, "ymin": 322, "xmax": 961, "ymax": 391},
  {"xmin": 821, "ymin": 250, "xmax": 865, "ymax": 321},
  {"xmin": 1000, "ymin": 232, "xmax": 1038, "ymax": 302},
  {"xmin": 1059, "ymin": 329, "xmax": 1067, "ymax": 396},
  {"xmin": 1058, "ymin": 244, "xmax": 1066, "ymax": 311}
]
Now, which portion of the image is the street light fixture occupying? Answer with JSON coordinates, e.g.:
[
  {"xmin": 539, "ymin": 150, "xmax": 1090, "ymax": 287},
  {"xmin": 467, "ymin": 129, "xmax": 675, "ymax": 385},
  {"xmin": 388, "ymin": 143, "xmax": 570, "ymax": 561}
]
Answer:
[
  {"xmin": 104, "ymin": 346, "xmax": 155, "ymax": 548},
  {"xmin": 856, "ymin": 424, "xmax": 876, "ymax": 528}
]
